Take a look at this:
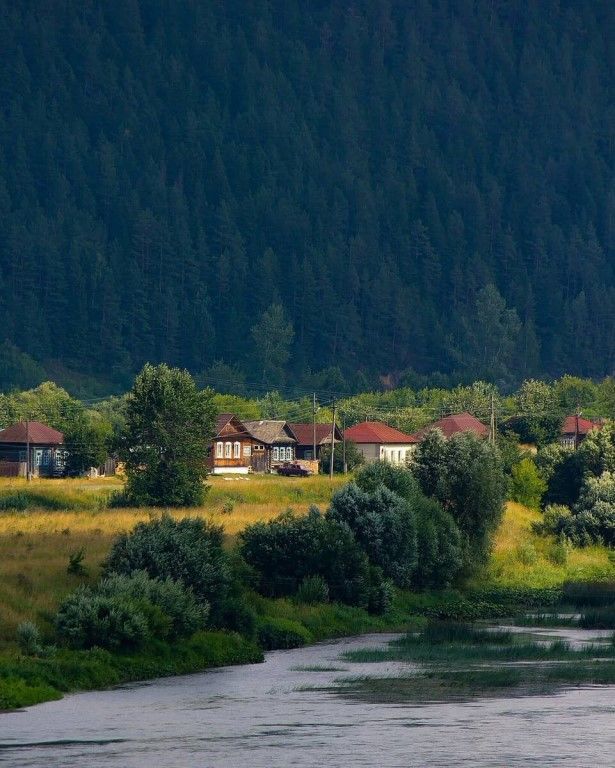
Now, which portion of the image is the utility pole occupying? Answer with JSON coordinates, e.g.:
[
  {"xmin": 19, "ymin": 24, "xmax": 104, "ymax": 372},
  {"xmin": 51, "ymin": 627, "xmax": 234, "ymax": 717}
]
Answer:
[
  {"xmin": 25, "ymin": 418, "xmax": 31, "ymax": 481},
  {"xmin": 489, "ymin": 394, "xmax": 496, "ymax": 444},
  {"xmin": 329, "ymin": 396, "xmax": 336, "ymax": 480},
  {"xmin": 312, "ymin": 393, "xmax": 317, "ymax": 464},
  {"xmin": 342, "ymin": 410, "xmax": 347, "ymax": 474}
]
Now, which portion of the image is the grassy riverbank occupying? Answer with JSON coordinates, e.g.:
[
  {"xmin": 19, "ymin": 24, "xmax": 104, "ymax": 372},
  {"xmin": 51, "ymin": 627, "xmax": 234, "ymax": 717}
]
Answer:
[{"xmin": 1, "ymin": 476, "xmax": 615, "ymax": 710}]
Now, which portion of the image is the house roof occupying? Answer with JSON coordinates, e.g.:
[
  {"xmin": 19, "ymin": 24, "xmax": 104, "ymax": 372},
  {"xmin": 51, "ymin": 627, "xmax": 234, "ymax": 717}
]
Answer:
[
  {"xmin": 344, "ymin": 421, "xmax": 418, "ymax": 444},
  {"xmin": 215, "ymin": 413, "xmax": 247, "ymax": 437},
  {"xmin": 412, "ymin": 412, "xmax": 489, "ymax": 440},
  {"xmin": 561, "ymin": 415, "xmax": 601, "ymax": 436},
  {"xmin": 287, "ymin": 423, "xmax": 340, "ymax": 446},
  {"xmin": 243, "ymin": 420, "xmax": 296, "ymax": 445},
  {"xmin": 0, "ymin": 421, "xmax": 64, "ymax": 445}
]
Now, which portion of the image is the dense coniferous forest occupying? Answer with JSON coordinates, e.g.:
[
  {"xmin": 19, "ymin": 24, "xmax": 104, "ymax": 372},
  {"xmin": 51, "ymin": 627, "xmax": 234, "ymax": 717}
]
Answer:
[{"xmin": 0, "ymin": 0, "xmax": 613, "ymax": 394}]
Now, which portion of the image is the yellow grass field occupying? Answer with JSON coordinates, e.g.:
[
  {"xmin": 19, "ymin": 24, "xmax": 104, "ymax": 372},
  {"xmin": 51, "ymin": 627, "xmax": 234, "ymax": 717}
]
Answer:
[
  {"xmin": 2, "ymin": 476, "xmax": 615, "ymax": 646},
  {"xmin": 0, "ymin": 474, "xmax": 346, "ymax": 644},
  {"xmin": 486, "ymin": 501, "xmax": 615, "ymax": 588}
]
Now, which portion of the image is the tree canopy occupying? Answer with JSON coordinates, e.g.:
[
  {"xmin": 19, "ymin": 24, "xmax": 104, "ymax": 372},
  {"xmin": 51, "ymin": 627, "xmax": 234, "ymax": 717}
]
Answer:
[{"xmin": 0, "ymin": 1, "xmax": 612, "ymax": 390}]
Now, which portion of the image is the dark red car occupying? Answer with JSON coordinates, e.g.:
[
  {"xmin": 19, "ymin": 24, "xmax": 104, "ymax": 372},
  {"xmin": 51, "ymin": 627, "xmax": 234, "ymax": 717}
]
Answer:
[{"xmin": 275, "ymin": 462, "xmax": 311, "ymax": 477}]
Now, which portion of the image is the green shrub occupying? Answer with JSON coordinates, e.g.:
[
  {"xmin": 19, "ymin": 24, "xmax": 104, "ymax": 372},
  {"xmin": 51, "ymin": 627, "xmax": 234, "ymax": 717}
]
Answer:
[
  {"xmin": 516, "ymin": 542, "xmax": 538, "ymax": 565},
  {"xmin": 367, "ymin": 567, "xmax": 394, "ymax": 615},
  {"xmin": 294, "ymin": 575, "xmax": 329, "ymax": 605},
  {"xmin": 97, "ymin": 571, "xmax": 208, "ymax": 640},
  {"xmin": 510, "ymin": 458, "xmax": 546, "ymax": 509},
  {"xmin": 214, "ymin": 597, "xmax": 257, "ymax": 638},
  {"xmin": 532, "ymin": 504, "xmax": 572, "ymax": 536},
  {"xmin": 328, "ymin": 483, "xmax": 417, "ymax": 587},
  {"xmin": 548, "ymin": 537, "xmax": 569, "ymax": 566},
  {"xmin": 103, "ymin": 515, "xmax": 230, "ymax": 619},
  {"xmin": 256, "ymin": 617, "xmax": 312, "ymax": 650},
  {"xmin": 16, "ymin": 621, "xmax": 44, "ymax": 656},
  {"xmin": 240, "ymin": 508, "xmax": 371, "ymax": 608},
  {"xmin": 67, "ymin": 548, "xmax": 87, "ymax": 576},
  {"xmin": 414, "ymin": 497, "xmax": 463, "ymax": 588},
  {"xmin": 55, "ymin": 587, "xmax": 150, "ymax": 650},
  {"xmin": 354, "ymin": 461, "xmax": 418, "ymax": 498}
]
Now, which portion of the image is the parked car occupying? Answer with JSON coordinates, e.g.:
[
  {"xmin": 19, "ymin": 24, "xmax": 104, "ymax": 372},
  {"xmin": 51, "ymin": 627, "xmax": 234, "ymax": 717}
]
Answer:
[{"xmin": 275, "ymin": 462, "xmax": 311, "ymax": 477}]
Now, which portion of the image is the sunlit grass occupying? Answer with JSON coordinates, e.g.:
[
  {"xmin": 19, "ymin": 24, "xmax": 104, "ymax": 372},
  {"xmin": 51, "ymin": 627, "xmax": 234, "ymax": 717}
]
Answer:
[
  {"xmin": 0, "ymin": 474, "xmax": 346, "ymax": 643},
  {"xmin": 483, "ymin": 502, "xmax": 615, "ymax": 588}
]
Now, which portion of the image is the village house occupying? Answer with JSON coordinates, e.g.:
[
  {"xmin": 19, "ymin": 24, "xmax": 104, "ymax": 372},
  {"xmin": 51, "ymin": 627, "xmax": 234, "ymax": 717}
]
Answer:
[
  {"xmin": 0, "ymin": 421, "xmax": 66, "ymax": 477},
  {"xmin": 287, "ymin": 423, "xmax": 343, "ymax": 461},
  {"xmin": 559, "ymin": 415, "xmax": 602, "ymax": 449},
  {"xmin": 242, "ymin": 420, "xmax": 297, "ymax": 472},
  {"xmin": 411, "ymin": 412, "xmax": 489, "ymax": 441},
  {"xmin": 343, "ymin": 421, "xmax": 418, "ymax": 465},
  {"xmin": 210, "ymin": 413, "xmax": 264, "ymax": 474}
]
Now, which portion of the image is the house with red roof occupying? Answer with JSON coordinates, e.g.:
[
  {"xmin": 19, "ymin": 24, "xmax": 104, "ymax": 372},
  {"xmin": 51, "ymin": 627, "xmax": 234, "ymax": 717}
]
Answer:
[
  {"xmin": 0, "ymin": 421, "xmax": 66, "ymax": 477},
  {"xmin": 411, "ymin": 412, "xmax": 489, "ymax": 441},
  {"xmin": 343, "ymin": 421, "xmax": 419, "ymax": 465},
  {"xmin": 287, "ymin": 422, "xmax": 343, "ymax": 462},
  {"xmin": 560, "ymin": 415, "xmax": 603, "ymax": 449}
]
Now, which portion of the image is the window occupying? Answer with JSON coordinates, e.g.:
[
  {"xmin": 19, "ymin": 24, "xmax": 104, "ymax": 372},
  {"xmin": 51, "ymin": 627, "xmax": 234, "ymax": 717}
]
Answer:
[
  {"xmin": 287, "ymin": 447, "xmax": 293, "ymax": 460},
  {"xmin": 272, "ymin": 447, "xmax": 279, "ymax": 461},
  {"xmin": 216, "ymin": 442, "xmax": 224, "ymax": 458},
  {"xmin": 233, "ymin": 442, "xmax": 241, "ymax": 458},
  {"xmin": 243, "ymin": 445, "xmax": 252, "ymax": 457},
  {"xmin": 225, "ymin": 442, "xmax": 232, "ymax": 458}
]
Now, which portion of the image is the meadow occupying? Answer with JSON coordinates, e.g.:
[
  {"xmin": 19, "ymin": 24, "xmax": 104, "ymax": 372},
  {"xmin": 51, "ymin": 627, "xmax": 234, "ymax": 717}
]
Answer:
[
  {"xmin": 0, "ymin": 474, "xmax": 346, "ymax": 645},
  {"xmin": 1, "ymin": 475, "xmax": 615, "ymax": 647}
]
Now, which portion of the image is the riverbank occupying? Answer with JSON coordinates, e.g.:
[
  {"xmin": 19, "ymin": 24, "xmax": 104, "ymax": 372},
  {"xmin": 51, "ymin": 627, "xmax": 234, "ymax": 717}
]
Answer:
[{"xmin": 0, "ymin": 583, "xmax": 580, "ymax": 711}]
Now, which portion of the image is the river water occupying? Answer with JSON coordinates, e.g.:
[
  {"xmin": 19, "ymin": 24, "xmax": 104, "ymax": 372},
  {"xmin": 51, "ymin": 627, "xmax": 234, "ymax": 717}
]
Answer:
[{"xmin": 2, "ymin": 629, "xmax": 615, "ymax": 768}]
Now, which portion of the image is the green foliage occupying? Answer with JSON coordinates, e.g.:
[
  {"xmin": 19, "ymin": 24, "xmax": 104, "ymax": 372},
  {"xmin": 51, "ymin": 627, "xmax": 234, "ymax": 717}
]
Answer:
[
  {"xmin": 0, "ymin": 342, "xmax": 46, "ymax": 392},
  {"xmin": 328, "ymin": 483, "xmax": 417, "ymax": 588},
  {"xmin": 510, "ymin": 458, "xmax": 547, "ymax": 509},
  {"xmin": 251, "ymin": 304, "xmax": 294, "ymax": 384},
  {"xmin": 319, "ymin": 440, "xmax": 365, "ymax": 474},
  {"xmin": 63, "ymin": 413, "xmax": 111, "ymax": 476},
  {"xmin": 240, "ymin": 508, "xmax": 371, "ymax": 608},
  {"xmin": 256, "ymin": 617, "xmax": 312, "ymax": 650},
  {"xmin": 119, "ymin": 363, "xmax": 216, "ymax": 507},
  {"xmin": 366, "ymin": 567, "xmax": 394, "ymax": 616},
  {"xmin": 294, "ymin": 575, "xmax": 329, "ymax": 605},
  {"xmin": 579, "ymin": 607, "xmax": 615, "ymax": 629},
  {"xmin": 0, "ymin": 3, "xmax": 611, "ymax": 387},
  {"xmin": 354, "ymin": 461, "xmax": 419, "ymax": 499},
  {"xmin": 55, "ymin": 587, "xmax": 150, "ymax": 651},
  {"xmin": 562, "ymin": 581, "xmax": 615, "ymax": 607},
  {"xmin": 67, "ymin": 548, "xmax": 87, "ymax": 576},
  {"xmin": 103, "ymin": 515, "xmax": 230, "ymax": 619},
  {"xmin": 16, "ymin": 622, "xmax": 44, "ymax": 656},
  {"xmin": 413, "ymin": 497, "xmax": 463, "ymax": 589},
  {"xmin": 97, "ymin": 571, "xmax": 208, "ymax": 640},
  {"xmin": 413, "ymin": 430, "xmax": 506, "ymax": 571},
  {"xmin": 511, "ymin": 380, "xmax": 562, "ymax": 445}
]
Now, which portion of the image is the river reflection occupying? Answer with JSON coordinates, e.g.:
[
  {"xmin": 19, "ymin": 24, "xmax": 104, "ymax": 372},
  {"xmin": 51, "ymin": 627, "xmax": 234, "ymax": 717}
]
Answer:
[{"xmin": 1, "ymin": 629, "xmax": 615, "ymax": 767}]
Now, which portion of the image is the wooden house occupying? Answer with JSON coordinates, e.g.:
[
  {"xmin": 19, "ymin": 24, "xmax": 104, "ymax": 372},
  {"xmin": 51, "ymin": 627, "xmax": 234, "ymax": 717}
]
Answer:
[
  {"xmin": 0, "ymin": 421, "xmax": 66, "ymax": 477},
  {"xmin": 243, "ymin": 420, "xmax": 297, "ymax": 472},
  {"xmin": 211, "ymin": 413, "xmax": 263, "ymax": 474}
]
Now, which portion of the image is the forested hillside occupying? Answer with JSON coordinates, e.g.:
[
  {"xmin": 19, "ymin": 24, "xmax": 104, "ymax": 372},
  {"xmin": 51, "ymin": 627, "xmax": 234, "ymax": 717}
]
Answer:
[{"xmin": 0, "ymin": 0, "xmax": 613, "ymax": 393}]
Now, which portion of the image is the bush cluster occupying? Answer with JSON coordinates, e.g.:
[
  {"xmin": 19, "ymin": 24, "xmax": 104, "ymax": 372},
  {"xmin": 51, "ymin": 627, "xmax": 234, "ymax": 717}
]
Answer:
[{"xmin": 55, "ymin": 571, "xmax": 207, "ymax": 651}]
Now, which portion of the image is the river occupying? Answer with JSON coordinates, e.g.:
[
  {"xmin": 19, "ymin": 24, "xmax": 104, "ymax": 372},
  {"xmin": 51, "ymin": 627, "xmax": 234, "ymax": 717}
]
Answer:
[{"xmin": 2, "ymin": 628, "xmax": 615, "ymax": 767}]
